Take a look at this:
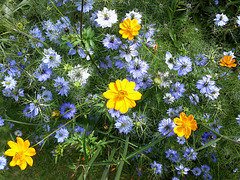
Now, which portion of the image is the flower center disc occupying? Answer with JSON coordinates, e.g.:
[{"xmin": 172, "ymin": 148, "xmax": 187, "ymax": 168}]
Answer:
[
  {"xmin": 118, "ymin": 90, "xmax": 127, "ymax": 99},
  {"xmin": 15, "ymin": 152, "xmax": 24, "ymax": 161}
]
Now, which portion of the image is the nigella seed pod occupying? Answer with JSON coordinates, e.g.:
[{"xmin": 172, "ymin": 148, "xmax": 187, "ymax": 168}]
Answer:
[{"xmin": 65, "ymin": 28, "xmax": 69, "ymax": 32}]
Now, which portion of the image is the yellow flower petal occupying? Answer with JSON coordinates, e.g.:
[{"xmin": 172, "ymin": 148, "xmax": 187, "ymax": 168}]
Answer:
[
  {"xmin": 128, "ymin": 34, "xmax": 134, "ymax": 40},
  {"xmin": 173, "ymin": 126, "xmax": 184, "ymax": 137},
  {"xmin": 119, "ymin": 29, "xmax": 125, "ymax": 35},
  {"xmin": 122, "ymin": 31, "xmax": 130, "ymax": 39},
  {"xmin": 103, "ymin": 90, "xmax": 117, "ymax": 99},
  {"xmin": 7, "ymin": 141, "xmax": 19, "ymax": 151},
  {"xmin": 25, "ymin": 156, "xmax": 33, "ymax": 166},
  {"xmin": 125, "ymin": 81, "xmax": 135, "ymax": 92},
  {"xmin": 106, "ymin": 98, "xmax": 116, "ymax": 109},
  {"xmin": 9, "ymin": 158, "xmax": 17, "ymax": 167},
  {"xmin": 185, "ymin": 127, "xmax": 191, "ymax": 139},
  {"xmin": 124, "ymin": 97, "xmax": 136, "ymax": 108},
  {"xmin": 121, "ymin": 79, "xmax": 129, "ymax": 91},
  {"xmin": 115, "ymin": 80, "xmax": 123, "ymax": 91},
  {"xmin": 131, "ymin": 30, "xmax": 139, "ymax": 36},
  {"xmin": 23, "ymin": 140, "xmax": 30, "ymax": 152},
  {"xmin": 119, "ymin": 23, "xmax": 127, "ymax": 30},
  {"xmin": 118, "ymin": 100, "xmax": 128, "ymax": 114},
  {"xmin": 25, "ymin": 148, "xmax": 36, "ymax": 156},
  {"xmin": 109, "ymin": 82, "xmax": 118, "ymax": 93},
  {"xmin": 173, "ymin": 118, "xmax": 183, "ymax": 126},
  {"xmin": 4, "ymin": 149, "xmax": 16, "ymax": 156},
  {"xmin": 19, "ymin": 160, "xmax": 27, "ymax": 170},
  {"xmin": 126, "ymin": 91, "xmax": 142, "ymax": 100},
  {"xmin": 17, "ymin": 137, "xmax": 24, "ymax": 152}
]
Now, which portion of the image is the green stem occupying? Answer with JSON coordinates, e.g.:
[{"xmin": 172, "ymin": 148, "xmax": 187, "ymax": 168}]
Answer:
[
  {"xmin": 31, "ymin": 113, "xmax": 82, "ymax": 148},
  {"xmin": 1, "ymin": 17, "xmax": 48, "ymax": 47},
  {"xmin": 31, "ymin": 100, "xmax": 94, "ymax": 148},
  {"xmin": 49, "ymin": 0, "xmax": 80, "ymax": 39},
  {"xmin": 200, "ymin": 123, "xmax": 240, "ymax": 145},
  {"xmin": 137, "ymin": 36, "xmax": 162, "ymax": 61},
  {"xmin": 80, "ymin": 0, "xmax": 84, "ymax": 39}
]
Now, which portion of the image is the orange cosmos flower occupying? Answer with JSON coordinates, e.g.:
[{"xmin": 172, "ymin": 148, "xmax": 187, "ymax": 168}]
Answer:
[
  {"xmin": 119, "ymin": 18, "xmax": 141, "ymax": 40},
  {"xmin": 220, "ymin": 55, "xmax": 237, "ymax": 68},
  {"xmin": 103, "ymin": 79, "xmax": 142, "ymax": 114},
  {"xmin": 154, "ymin": 43, "xmax": 158, "ymax": 51},
  {"xmin": 173, "ymin": 112, "xmax": 197, "ymax": 139},
  {"xmin": 4, "ymin": 137, "xmax": 36, "ymax": 170}
]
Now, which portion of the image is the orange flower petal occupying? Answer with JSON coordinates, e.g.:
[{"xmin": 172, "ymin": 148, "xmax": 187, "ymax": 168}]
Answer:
[
  {"xmin": 185, "ymin": 127, "xmax": 191, "ymax": 139},
  {"xmin": 122, "ymin": 31, "xmax": 130, "ymax": 39},
  {"xmin": 128, "ymin": 34, "xmax": 134, "ymax": 40}
]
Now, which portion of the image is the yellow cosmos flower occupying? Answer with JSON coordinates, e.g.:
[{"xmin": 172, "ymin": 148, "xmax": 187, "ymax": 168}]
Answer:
[
  {"xmin": 4, "ymin": 137, "xmax": 36, "ymax": 170},
  {"xmin": 119, "ymin": 18, "xmax": 141, "ymax": 40},
  {"xmin": 220, "ymin": 55, "xmax": 237, "ymax": 68},
  {"xmin": 103, "ymin": 79, "xmax": 142, "ymax": 114},
  {"xmin": 173, "ymin": 112, "xmax": 197, "ymax": 139}
]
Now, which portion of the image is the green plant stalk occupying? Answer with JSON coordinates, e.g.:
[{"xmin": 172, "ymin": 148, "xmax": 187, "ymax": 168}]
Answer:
[
  {"xmin": 49, "ymin": 0, "xmax": 80, "ymax": 39},
  {"xmin": 31, "ymin": 38, "xmax": 45, "ymax": 56},
  {"xmin": 82, "ymin": 124, "xmax": 89, "ymax": 163},
  {"xmin": 101, "ymin": 147, "xmax": 117, "ymax": 180},
  {"xmin": 200, "ymin": 123, "xmax": 240, "ymax": 145},
  {"xmin": 78, "ymin": 122, "xmax": 114, "ymax": 180},
  {"xmin": 137, "ymin": 36, "xmax": 162, "ymax": 61},
  {"xmin": 49, "ymin": 0, "xmax": 102, "ymax": 75},
  {"xmin": 126, "ymin": 132, "xmax": 169, "ymax": 160},
  {"xmin": 32, "ymin": 100, "xmax": 93, "ymax": 148},
  {"xmin": 31, "ymin": 113, "xmax": 82, "ymax": 148},
  {"xmin": 115, "ymin": 135, "xmax": 130, "ymax": 180},
  {"xmin": 0, "ymin": 17, "xmax": 49, "ymax": 47},
  {"xmin": 80, "ymin": 0, "xmax": 84, "ymax": 39}
]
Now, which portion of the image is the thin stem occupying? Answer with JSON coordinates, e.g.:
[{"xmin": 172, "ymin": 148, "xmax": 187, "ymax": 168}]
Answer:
[
  {"xmin": 80, "ymin": 0, "xmax": 84, "ymax": 39},
  {"xmin": 137, "ymin": 36, "xmax": 162, "ymax": 61},
  {"xmin": 31, "ymin": 113, "xmax": 82, "ymax": 148},
  {"xmin": 1, "ymin": 17, "xmax": 49, "ymax": 47},
  {"xmin": 49, "ymin": 0, "xmax": 102, "ymax": 75},
  {"xmin": 31, "ymin": 100, "xmax": 94, "ymax": 148},
  {"xmin": 200, "ymin": 123, "xmax": 240, "ymax": 145},
  {"xmin": 49, "ymin": 0, "xmax": 80, "ymax": 39}
]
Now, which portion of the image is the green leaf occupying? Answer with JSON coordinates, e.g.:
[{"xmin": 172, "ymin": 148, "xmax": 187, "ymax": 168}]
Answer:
[{"xmin": 114, "ymin": 135, "xmax": 129, "ymax": 180}]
